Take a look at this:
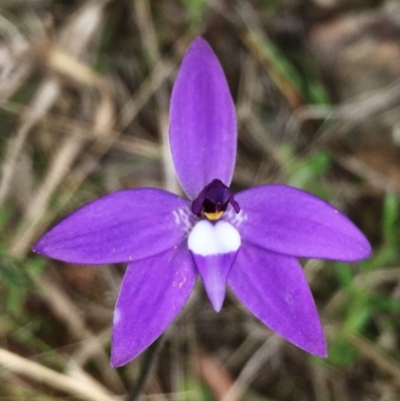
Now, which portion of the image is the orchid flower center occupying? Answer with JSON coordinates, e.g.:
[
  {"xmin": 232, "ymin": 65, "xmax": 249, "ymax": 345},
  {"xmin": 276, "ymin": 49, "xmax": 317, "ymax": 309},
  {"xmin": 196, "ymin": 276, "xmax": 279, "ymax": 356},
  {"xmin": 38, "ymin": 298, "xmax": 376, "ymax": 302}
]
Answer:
[{"xmin": 191, "ymin": 179, "xmax": 240, "ymax": 221}]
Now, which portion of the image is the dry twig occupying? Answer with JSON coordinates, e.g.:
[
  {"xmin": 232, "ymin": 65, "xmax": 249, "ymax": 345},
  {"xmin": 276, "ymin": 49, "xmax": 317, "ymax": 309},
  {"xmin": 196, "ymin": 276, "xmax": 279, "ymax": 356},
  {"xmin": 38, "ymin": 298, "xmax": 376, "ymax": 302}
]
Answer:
[{"xmin": 0, "ymin": 347, "xmax": 117, "ymax": 401}]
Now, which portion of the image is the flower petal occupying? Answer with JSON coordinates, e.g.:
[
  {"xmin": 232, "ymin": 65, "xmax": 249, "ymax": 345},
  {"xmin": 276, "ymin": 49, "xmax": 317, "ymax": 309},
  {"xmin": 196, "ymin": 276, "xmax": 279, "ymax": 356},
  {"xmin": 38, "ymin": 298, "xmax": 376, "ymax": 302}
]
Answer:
[
  {"xmin": 228, "ymin": 242, "xmax": 326, "ymax": 357},
  {"xmin": 169, "ymin": 37, "xmax": 237, "ymax": 199},
  {"xmin": 233, "ymin": 184, "xmax": 371, "ymax": 261},
  {"xmin": 188, "ymin": 220, "xmax": 240, "ymax": 311},
  {"xmin": 192, "ymin": 253, "xmax": 237, "ymax": 312},
  {"xmin": 111, "ymin": 243, "xmax": 196, "ymax": 367},
  {"xmin": 33, "ymin": 188, "xmax": 195, "ymax": 264}
]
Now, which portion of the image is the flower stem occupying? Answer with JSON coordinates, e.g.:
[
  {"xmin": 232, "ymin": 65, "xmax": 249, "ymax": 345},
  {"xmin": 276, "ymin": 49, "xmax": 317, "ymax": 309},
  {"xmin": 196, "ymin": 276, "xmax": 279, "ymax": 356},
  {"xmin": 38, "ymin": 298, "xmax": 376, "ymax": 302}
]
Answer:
[{"xmin": 125, "ymin": 335, "xmax": 164, "ymax": 401}]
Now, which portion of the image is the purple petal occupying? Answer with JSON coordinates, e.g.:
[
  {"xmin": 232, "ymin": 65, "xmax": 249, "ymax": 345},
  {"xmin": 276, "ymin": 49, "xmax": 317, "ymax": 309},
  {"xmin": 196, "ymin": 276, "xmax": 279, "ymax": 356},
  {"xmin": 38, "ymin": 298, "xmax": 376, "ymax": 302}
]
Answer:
[
  {"xmin": 111, "ymin": 243, "xmax": 197, "ymax": 367},
  {"xmin": 233, "ymin": 184, "xmax": 371, "ymax": 261},
  {"xmin": 169, "ymin": 37, "xmax": 237, "ymax": 199},
  {"xmin": 33, "ymin": 188, "xmax": 195, "ymax": 264},
  {"xmin": 192, "ymin": 252, "xmax": 237, "ymax": 312},
  {"xmin": 228, "ymin": 242, "xmax": 326, "ymax": 357}
]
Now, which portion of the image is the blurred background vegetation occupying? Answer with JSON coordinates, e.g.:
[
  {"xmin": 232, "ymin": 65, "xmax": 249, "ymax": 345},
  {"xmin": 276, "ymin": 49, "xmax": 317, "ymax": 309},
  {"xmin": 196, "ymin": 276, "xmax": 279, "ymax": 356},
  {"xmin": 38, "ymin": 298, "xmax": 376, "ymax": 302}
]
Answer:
[{"xmin": 1, "ymin": 0, "xmax": 400, "ymax": 400}]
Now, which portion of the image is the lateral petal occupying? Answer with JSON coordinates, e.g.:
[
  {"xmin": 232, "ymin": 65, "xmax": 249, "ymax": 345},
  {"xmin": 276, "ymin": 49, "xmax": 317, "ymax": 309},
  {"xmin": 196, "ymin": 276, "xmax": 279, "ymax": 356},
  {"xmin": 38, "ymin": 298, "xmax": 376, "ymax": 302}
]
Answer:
[
  {"xmin": 233, "ymin": 184, "xmax": 371, "ymax": 261},
  {"xmin": 111, "ymin": 243, "xmax": 196, "ymax": 367},
  {"xmin": 33, "ymin": 188, "xmax": 195, "ymax": 264},
  {"xmin": 169, "ymin": 37, "xmax": 237, "ymax": 199},
  {"xmin": 228, "ymin": 242, "xmax": 327, "ymax": 357}
]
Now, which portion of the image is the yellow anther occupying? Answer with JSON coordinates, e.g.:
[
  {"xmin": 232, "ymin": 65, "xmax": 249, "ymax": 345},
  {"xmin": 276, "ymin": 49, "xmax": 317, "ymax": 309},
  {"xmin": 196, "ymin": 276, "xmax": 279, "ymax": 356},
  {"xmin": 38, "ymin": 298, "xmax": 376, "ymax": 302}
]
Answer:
[{"xmin": 204, "ymin": 211, "xmax": 224, "ymax": 221}]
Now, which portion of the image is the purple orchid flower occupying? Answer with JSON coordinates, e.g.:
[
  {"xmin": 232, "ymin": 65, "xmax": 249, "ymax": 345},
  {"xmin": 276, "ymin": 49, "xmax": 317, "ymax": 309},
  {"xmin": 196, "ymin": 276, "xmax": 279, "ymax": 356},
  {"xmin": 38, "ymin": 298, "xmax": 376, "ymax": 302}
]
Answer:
[{"xmin": 33, "ymin": 37, "xmax": 371, "ymax": 368}]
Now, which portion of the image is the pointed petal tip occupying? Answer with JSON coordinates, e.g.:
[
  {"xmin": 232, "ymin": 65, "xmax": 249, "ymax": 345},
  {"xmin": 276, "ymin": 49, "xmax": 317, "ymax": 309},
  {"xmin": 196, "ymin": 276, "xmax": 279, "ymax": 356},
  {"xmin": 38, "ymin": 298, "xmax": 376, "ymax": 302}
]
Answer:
[
  {"xmin": 345, "ymin": 228, "xmax": 373, "ymax": 261},
  {"xmin": 203, "ymin": 276, "xmax": 226, "ymax": 313},
  {"xmin": 189, "ymin": 36, "xmax": 210, "ymax": 49},
  {"xmin": 110, "ymin": 356, "xmax": 122, "ymax": 369},
  {"xmin": 110, "ymin": 348, "xmax": 131, "ymax": 368},
  {"xmin": 213, "ymin": 305, "xmax": 223, "ymax": 313},
  {"xmin": 285, "ymin": 327, "xmax": 327, "ymax": 358},
  {"xmin": 32, "ymin": 235, "xmax": 48, "ymax": 252},
  {"xmin": 319, "ymin": 349, "xmax": 329, "ymax": 358},
  {"xmin": 209, "ymin": 293, "xmax": 224, "ymax": 313},
  {"xmin": 335, "ymin": 234, "xmax": 372, "ymax": 262},
  {"xmin": 305, "ymin": 337, "xmax": 328, "ymax": 358},
  {"xmin": 361, "ymin": 238, "xmax": 373, "ymax": 259},
  {"xmin": 356, "ymin": 245, "xmax": 373, "ymax": 262},
  {"xmin": 110, "ymin": 337, "xmax": 130, "ymax": 368},
  {"xmin": 186, "ymin": 37, "xmax": 220, "ymax": 60},
  {"xmin": 32, "ymin": 238, "xmax": 48, "ymax": 256}
]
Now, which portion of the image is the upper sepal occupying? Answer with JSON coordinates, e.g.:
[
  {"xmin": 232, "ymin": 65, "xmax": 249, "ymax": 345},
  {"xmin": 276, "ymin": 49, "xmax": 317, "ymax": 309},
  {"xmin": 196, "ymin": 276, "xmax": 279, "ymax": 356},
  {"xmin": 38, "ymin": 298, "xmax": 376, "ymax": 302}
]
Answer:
[{"xmin": 169, "ymin": 37, "xmax": 237, "ymax": 199}]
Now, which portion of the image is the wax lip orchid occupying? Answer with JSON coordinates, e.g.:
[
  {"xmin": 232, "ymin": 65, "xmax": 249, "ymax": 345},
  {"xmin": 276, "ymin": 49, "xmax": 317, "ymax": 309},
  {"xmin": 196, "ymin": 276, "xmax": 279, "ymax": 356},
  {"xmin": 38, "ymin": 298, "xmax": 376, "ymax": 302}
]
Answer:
[{"xmin": 33, "ymin": 37, "xmax": 372, "ymax": 367}]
